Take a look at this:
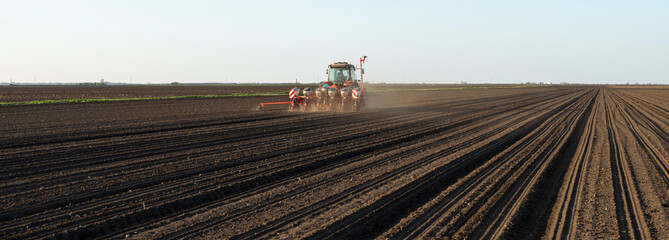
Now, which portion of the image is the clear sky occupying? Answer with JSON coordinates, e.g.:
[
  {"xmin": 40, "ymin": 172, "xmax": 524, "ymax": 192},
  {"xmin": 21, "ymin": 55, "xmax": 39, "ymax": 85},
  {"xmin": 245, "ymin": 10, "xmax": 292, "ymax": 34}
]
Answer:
[{"xmin": 1, "ymin": 1, "xmax": 668, "ymax": 84}]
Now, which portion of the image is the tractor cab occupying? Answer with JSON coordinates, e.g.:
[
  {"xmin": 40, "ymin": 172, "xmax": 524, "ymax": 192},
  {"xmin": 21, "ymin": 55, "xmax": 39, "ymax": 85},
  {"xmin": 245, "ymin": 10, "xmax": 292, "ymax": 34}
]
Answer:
[{"xmin": 327, "ymin": 62, "xmax": 359, "ymax": 87}]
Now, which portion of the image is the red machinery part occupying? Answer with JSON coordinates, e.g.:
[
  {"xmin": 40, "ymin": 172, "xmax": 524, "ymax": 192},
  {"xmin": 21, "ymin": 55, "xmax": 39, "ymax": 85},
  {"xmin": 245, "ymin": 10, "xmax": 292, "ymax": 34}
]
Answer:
[
  {"xmin": 258, "ymin": 101, "xmax": 292, "ymax": 110},
  {"xmin": 289, "ymin": 88, "xmax": 299, "ymax": 99},
  {"xmin": 359, "ymin": 56, "xmax": 366, "ymax": 93},
  {"xmin": 259, "ymin": 56, "xmax": 366, "ymax": 111}
]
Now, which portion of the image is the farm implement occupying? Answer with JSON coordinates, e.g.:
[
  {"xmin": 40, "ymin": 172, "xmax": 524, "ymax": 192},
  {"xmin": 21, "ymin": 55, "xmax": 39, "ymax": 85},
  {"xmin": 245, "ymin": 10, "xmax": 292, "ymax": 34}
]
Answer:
[{"xmin": 259, "ymin": 56, "xmax": 367, "ymax": 111}]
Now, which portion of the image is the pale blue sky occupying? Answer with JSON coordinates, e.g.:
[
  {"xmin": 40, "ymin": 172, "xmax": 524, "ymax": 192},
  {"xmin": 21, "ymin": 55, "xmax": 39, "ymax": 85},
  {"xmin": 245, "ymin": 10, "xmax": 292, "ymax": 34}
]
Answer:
[{"xmin": 1, "ymin": 1, "xmax": 667, "ymax": 84}]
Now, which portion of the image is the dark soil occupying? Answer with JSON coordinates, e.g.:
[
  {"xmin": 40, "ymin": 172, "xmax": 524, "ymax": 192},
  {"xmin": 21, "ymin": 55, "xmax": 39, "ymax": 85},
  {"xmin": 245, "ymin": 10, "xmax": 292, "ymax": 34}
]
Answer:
[{"xmin": 1, "ymin": 85, "xmax": 667, "ymax": 239}]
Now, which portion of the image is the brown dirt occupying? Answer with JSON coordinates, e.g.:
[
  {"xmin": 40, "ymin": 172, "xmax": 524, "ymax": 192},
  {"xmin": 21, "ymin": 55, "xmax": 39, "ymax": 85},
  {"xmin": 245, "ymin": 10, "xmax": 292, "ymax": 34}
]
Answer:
[
  {"xmin": 0, "ymin": 83, "xmax": 530, "ymax": 102},
  {"xmin": 0, "ymin": 85, "xmax": 294, "ymax": 102},
  {"xmin": 0, "ymin": 85, "xmax": 667, "ymax": 239}
]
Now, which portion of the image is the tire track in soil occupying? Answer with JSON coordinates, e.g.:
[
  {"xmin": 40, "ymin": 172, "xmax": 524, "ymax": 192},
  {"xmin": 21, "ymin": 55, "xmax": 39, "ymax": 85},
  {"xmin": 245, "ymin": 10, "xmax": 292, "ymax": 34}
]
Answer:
[
  {"xmin": 452, "ymin": 90, "xmax": 596, "ymax": 239},
  {"xmin": 606, "ymin": 89, "xmax": 669, "ymax": 238},
  {"xmin": 604, "ymin": 91, "xmax": 651, "ymax": 239},
  {"xmin": 304, "ymin": 90, "xmax": 590, "ymax": 240},
  {"xmin": 389, "ymin": 90, "xmax": 595, "ymax": 240},
  {"xmin": 619, "ymin": 90, "xmax": 669, "ymax": 121},
  {"xmin": 544, "ymin": 90, "xmax": 600, "ymax": 240},
  {"xmin": 610, "ymin": 90, "xmax": 669, "ymax": 185},
  {"xmin": 378, "ymin": 90, "xmax": 596, "ymax": 240},
  {"xmin": 498, "ymin": 89, "xmax": 598, "ymax": 239}
]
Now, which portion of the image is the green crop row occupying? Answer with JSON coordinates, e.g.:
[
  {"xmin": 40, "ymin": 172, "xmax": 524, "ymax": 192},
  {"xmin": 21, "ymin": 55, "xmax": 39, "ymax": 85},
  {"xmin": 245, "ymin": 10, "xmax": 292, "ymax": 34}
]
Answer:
[{"xmin": 0, "ymin": 91, "xmax": 289, "ymax": 106}]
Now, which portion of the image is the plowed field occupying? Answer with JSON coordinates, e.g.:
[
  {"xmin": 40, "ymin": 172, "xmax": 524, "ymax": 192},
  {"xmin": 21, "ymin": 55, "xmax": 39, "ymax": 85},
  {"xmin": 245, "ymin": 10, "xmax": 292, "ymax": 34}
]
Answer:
[{"xmin": 1, "ymin": 85, "xmax": 668, "ymax": 239}]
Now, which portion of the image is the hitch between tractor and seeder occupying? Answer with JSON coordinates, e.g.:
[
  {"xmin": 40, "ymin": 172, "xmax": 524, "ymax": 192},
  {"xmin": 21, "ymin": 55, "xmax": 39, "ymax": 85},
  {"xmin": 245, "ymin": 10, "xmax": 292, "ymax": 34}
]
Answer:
[{"xmin": 259, "ymin": 56, "xmax": 367, "ymax": 112}]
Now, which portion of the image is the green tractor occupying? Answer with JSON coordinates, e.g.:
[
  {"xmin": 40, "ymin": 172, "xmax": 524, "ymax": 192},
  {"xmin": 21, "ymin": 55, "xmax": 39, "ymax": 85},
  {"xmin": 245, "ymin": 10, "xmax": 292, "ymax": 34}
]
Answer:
[{"xmin": 259, "ymin": 56, "xmax": 368, "ymax": 111}]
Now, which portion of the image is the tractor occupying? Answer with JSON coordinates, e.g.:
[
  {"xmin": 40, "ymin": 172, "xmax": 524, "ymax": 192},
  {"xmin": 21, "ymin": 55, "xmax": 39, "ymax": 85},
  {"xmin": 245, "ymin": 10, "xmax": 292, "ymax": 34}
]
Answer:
[{"xmin": 259, "ymin": 56, "xmax": 367, "ymax": 111}]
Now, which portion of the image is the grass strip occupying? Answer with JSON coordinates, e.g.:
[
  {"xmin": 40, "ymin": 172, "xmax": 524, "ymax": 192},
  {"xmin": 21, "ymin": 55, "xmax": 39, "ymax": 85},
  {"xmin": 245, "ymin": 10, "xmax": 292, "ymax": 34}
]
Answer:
[{"xmin": 0, "ymin": 91, "xmax": 289, "ymax": 106}]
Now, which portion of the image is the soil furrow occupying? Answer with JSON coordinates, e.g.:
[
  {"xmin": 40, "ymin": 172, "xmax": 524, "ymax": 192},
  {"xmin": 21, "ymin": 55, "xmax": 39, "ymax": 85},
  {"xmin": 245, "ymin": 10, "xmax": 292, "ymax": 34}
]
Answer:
[
  {"xmin": 501, "ymin": 89, "xmax": 598, "ymax": 239},
  {"xmin": 544, "ymin": 90, "xmax": 600, "ymax": 239},
  {"xmin": 3, "ymin": 96, "xmax": 520, "ymax": 239},
  {"xmin": 228, "ymin": 94, "xmax": 568, "ymax": 240},
  {"xmin": 3, "ymin": 86, "xmax": 668, "ymax": 239},
  {"xmin": 61, "ymin": 102, "xmax": 522, "ymax": 240},
  {"xmin": 1, "ymin": 111, "xmax": 441, "ymax": 236},
  {"xmin": 305, "ymin": 90, "xmax": 587, "ymax": 239},
  {"xmin": 448, "ymin": 90, "xmax": 594, "ymax": 239},
  {"xmin": 57, "ymin": 89, "xmax": 576, "ymax": 239},
  {"xmin": 604, "ymin": 92, "xmax": 651, "ymax": 239},
  {"xmin": 611, "ymin": 91, "xmax": 669, "ymax": 185},
  {"xmin": 375, "ymin": 90, "xmax": 590, "ymax": 240}
]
